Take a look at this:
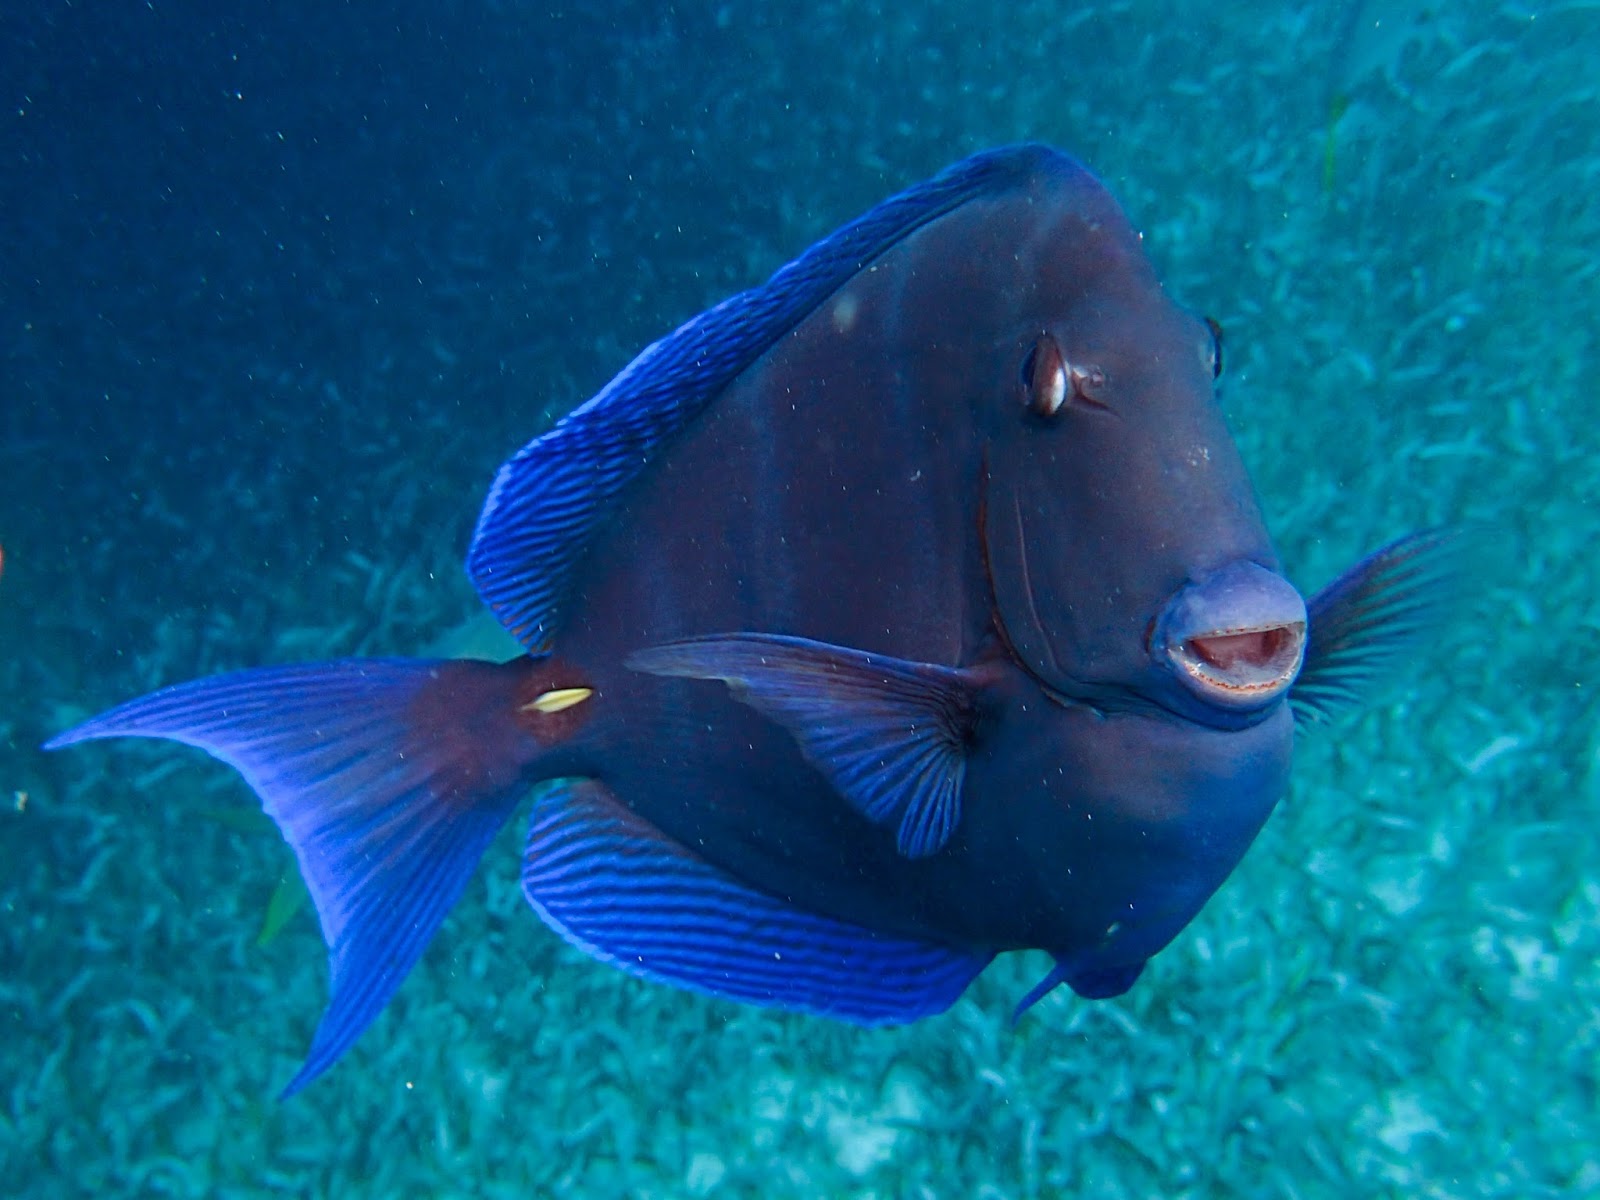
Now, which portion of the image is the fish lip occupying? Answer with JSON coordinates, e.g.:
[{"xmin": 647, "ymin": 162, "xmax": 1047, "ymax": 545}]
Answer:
[
  {"xmin": 1152, "ymin": 563, "xmax": 1308, "ymax": 712},
  {"xmin": 1166, "ymin": 619, "xmax": 1307, "ymax": 705}
]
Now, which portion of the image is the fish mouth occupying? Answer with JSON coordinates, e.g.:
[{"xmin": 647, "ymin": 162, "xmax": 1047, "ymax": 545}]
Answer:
[
  {"xmin": 978, "ymin": 464, "xmax": 1305, "ymax": 716},
  {"xmin": 1168, "ymin": 621, "xmax": 1306, "ymax": 702},
  {"xmin": 1152, "ymin": 562, "xmax": 1308, "ymax": 712}
]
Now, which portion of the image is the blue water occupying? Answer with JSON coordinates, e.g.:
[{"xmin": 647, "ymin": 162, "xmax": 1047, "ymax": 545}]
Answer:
[{"xmin": 3, "ymin": 3, "xmax": 1596, "ymax": 1196}]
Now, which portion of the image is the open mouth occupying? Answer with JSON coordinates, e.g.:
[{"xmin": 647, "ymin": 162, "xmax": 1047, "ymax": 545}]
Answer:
[
  {"xmin": 1152, "ymin": 561, "xmax": 1309, "ymax": 712},
  {"xmin": 1170, "ymin": 620, "xmax": 1306, "ymax": 701}
]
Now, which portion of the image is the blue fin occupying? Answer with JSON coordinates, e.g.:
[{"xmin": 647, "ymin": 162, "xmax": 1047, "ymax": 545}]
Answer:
[
  {"xmin": 628, "ymin": 634, "xmax": 979, "ymax": 858},
  {"xmin": 466, "ymin": 145, "xmax": 1084, "ymax": 651},
  {"xmin": 521, "ymin": 778, "xmax": 989, "ymax": 1020},
  {"xmin": 1069, "ymin": 960, "xmax": 1145, "ymax": 999},
  {"xmin": 1011, "ymin": 959, "xmax": 1145, "ymax": 1023},
  {"xmin": 1011, "ymin": 962, "xmax": 1071, "ymax": 1024},
  {"xmin": 1293, "ymin": 527, "xmax": 1466, "ymax": 725},
  {"xmin": 45, "ymin": 658, "xmax": 537, "ymax": 1095}
]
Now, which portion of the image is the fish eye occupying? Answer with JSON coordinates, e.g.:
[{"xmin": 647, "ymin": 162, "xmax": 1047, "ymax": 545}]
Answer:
[
  {"xmin": 1204, "ymin": 316, "xmax": 1224, "ymax": 380},
  {"xmin": 1022, "ymin": 333, "xmax": 1068, "ymax": 418}
]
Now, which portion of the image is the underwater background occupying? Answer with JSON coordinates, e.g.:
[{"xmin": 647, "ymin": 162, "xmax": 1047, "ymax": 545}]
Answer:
[{"xmin": 2, "ymin": 2, "xmax": 1596, "ymax": 1196}]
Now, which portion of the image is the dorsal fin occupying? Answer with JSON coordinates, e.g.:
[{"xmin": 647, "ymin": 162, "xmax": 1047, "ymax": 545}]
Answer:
[{"xmin": 466, "ymin": 145, "xmax": 1083, "ymax": 651}]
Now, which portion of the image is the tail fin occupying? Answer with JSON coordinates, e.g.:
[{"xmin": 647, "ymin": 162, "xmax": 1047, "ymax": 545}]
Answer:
[{"xmin": 45, "ymin": 656, "xmax": 550, "ymax": 1095}]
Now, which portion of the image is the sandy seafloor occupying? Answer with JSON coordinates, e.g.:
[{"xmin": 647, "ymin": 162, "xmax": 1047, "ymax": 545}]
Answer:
[{"xmin": 1, "ymin": 2, "xmax": 1597, "ymax": 1196}]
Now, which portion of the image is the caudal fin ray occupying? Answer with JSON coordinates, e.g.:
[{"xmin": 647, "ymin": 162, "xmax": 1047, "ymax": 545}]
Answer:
[{"xmin": 46, "ymin": 657, "xmax": 540, "ymax": 1095}]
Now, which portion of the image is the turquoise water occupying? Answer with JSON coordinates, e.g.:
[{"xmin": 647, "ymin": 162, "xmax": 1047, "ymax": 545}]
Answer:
[{"xmin": 3, "ymin": 3, "xmax": 1596, "ymax": 1195}]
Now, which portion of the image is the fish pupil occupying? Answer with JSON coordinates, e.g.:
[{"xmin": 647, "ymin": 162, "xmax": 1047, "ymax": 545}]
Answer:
[
  {"xmin": 1021, "ymin": 334, "xmax": 1069, "ymax": 417},
  {"xmin": 1019, "ymin": 343, "xmax": 1038, "ymax": 385}
]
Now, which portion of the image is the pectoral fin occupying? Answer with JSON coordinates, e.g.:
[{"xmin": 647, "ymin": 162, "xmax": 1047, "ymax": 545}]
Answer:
[
  {"xmin": 1293, "ymin": 527, "xmax": 1466, "ymax": 725},
  {"xmin": 628, "ymin": 633, "xmax": 981, "ymax": 858}
]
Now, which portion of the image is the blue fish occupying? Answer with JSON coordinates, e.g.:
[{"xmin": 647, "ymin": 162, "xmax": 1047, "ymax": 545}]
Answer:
[{"xmin": 47, "ymin": 145, "xmax": 1455, "ymax": 1095}]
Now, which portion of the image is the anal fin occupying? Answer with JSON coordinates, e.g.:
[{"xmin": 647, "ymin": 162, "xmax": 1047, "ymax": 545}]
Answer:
[{"xmin": 521, "ymin": 778, "xmax": 989, "ymax": 1022}]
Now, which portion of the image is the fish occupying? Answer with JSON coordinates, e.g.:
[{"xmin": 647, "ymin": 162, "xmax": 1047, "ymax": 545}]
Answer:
[{"xmin": 45, "ymin": 145, "xmax": 1457, "ymax": 1096}]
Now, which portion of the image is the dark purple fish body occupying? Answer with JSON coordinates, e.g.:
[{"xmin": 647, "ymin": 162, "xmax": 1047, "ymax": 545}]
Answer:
[
  {"xmin": 553, "ymin": 160, "xmax": 1285, "ymax": 981},
  {"xmin": 48, "ymin": 146, "xmax": 1456, "ymax": 1094}
]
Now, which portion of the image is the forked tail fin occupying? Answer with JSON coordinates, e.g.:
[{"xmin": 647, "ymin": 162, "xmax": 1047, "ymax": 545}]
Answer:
[{"xmin": 45, "ymin": 655, "xmax": 567, "ymax": 1094}]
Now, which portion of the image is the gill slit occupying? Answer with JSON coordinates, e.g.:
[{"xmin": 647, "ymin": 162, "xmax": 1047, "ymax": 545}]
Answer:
[{"xmin": 977, "ymin": 451, "xmax": 1075, "ymax": 710}]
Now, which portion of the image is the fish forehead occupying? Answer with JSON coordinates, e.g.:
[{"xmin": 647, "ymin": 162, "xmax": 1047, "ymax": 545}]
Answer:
[{"xmin": 884, "ymin": 163, "xmax": 1160, "ymax": 369}]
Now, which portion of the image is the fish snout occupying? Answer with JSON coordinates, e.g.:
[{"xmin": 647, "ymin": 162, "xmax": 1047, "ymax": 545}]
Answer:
[{"xmin": 1152, "ymin": 562, "xmax": 1306, "ymax": 711}]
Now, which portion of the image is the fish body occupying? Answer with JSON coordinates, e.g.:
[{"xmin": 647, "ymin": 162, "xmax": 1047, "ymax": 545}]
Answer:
[
  {"xmin": 527, "ymin": 154, "xmax": 1289, "ymax": 976},
  {"xmin": 48, "ymin": 146, "xmax": 1455, "ymax": 1094}
]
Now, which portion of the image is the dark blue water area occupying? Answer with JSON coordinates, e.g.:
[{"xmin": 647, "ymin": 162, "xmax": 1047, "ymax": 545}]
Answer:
[
  {"xmin": 2, "ymin": 2, "xmax": 1598, "ymax": 1197},
  {"xmin": 4, "ymin": 4, "xmax": 730, "ymax": 599}
]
